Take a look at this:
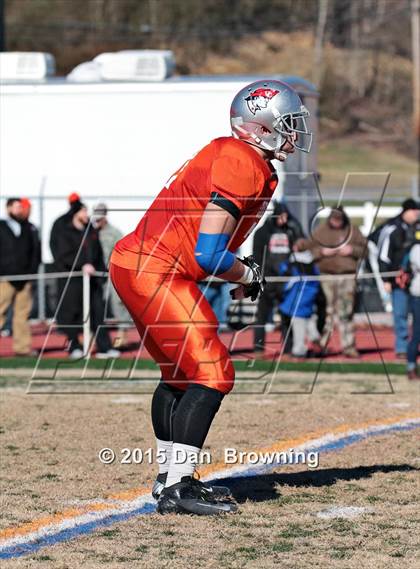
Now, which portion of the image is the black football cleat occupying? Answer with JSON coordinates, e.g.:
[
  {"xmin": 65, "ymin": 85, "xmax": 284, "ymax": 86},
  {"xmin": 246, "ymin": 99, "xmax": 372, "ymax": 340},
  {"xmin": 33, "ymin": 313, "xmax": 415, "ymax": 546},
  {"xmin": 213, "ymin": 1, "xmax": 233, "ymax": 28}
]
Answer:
[
  {"xmin": 152, "ymin": 473, "xmax": 167, "ymax": 501},
  {"xmin": 152, "ymin": 472, "xmax": 232, "ymax": 501},
  {"xmin": 156, "ymin": 476, "xmax": 238, "ymax": 516},
  {"xmin": 190, "ymin": 475, "xmax": 233, "ymax": 501}
]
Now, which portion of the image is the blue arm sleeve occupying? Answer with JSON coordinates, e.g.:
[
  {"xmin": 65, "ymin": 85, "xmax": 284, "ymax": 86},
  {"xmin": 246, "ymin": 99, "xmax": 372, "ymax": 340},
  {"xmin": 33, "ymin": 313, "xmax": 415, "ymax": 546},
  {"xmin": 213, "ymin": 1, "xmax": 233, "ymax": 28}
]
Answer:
[{"xmin": 194, "ymin": 233, "xmax": 236, "ymax": 275}]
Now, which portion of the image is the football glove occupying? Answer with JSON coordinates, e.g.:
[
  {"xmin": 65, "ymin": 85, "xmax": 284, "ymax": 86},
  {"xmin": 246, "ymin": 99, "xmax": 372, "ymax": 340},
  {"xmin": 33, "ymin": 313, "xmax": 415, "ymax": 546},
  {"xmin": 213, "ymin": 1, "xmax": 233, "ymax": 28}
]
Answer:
[{"xmin": 230, "ymin": 255, "xmax": 266, "ymax": 302}]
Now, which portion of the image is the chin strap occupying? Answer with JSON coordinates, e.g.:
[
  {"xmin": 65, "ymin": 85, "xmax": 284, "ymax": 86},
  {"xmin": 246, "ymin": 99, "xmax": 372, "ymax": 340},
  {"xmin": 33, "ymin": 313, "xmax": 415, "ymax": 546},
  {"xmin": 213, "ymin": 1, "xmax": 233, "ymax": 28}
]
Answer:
[{"xmin": 232, "ymin": 124, "xmax": 283, "ymax": 158}]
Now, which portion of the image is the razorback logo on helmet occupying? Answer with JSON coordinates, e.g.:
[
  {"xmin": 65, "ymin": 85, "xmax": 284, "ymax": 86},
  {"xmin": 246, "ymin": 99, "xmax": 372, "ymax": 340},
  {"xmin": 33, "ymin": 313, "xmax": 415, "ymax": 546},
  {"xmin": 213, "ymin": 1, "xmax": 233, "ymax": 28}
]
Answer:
[{"xmin": 245, "ymin": 88, "xmax": 279, "ymax": 115}]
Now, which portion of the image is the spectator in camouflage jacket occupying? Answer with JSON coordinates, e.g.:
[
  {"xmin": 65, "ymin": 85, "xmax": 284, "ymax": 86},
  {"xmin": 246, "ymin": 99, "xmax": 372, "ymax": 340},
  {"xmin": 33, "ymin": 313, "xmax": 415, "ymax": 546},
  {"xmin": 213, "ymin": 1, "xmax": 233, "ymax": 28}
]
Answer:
[{"xmin": 295, "ymin": 206, "xmax": 367, "ymax": 357}]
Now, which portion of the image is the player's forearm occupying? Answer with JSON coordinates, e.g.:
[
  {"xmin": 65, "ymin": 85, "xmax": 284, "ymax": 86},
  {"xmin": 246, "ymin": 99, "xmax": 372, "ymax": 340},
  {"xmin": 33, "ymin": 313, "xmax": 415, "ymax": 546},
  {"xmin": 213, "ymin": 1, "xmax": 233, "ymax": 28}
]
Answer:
[{"xmin": 218, "ymin": 257, "xmax": 253, "ymax": 284}]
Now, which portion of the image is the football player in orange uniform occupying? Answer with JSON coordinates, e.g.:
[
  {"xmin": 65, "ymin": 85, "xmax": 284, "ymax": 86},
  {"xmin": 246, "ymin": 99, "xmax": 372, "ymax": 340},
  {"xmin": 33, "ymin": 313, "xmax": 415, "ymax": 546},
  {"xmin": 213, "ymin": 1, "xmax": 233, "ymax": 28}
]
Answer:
[{"xmin": 110, "ymin": 80, "xmax": 312, "ymax": 515}]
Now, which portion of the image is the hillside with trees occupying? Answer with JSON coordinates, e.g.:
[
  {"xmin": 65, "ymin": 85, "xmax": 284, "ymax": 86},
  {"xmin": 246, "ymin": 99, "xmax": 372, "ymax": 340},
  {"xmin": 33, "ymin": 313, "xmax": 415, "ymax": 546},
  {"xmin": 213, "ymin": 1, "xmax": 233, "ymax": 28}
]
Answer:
[{"xmin": 4, "ymin": 0, "xmax": 418, "ymax": 188}]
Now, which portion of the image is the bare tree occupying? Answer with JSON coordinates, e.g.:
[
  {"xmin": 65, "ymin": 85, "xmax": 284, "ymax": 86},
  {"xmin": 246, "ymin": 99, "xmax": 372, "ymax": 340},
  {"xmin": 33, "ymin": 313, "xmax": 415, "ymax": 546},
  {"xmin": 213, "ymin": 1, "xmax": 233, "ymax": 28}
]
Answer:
[
  {"xmin": 412, "ymin": 0, "xmax": 420, "ymax": 179},
  {"xmin": 313, "ymin": 0, "xmax": 329, "ymax": 88}
]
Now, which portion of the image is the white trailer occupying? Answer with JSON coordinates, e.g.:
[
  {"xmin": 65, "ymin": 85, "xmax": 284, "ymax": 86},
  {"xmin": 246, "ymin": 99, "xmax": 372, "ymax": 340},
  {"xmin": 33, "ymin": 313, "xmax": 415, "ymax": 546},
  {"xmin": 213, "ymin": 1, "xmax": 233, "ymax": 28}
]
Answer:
[{"xmin": 0, "ymin": 74, "xmax": 318, "ymax": 262}]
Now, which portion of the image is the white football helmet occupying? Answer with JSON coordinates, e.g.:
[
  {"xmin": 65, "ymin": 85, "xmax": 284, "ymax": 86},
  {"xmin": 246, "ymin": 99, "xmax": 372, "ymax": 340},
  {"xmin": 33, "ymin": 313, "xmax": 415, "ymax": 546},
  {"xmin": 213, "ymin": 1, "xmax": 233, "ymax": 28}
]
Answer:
[{"xmin": 230, "ymin": 79, "xmax": 312, "ymax": 158}]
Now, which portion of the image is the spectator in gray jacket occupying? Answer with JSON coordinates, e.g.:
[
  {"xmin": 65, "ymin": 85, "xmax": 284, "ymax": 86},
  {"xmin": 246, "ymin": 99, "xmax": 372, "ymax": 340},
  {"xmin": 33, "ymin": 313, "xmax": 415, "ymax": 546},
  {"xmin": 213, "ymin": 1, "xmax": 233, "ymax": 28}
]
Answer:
[{"xmin": 94, "ymin": 203, "xmax": 130, "ymax": 347}]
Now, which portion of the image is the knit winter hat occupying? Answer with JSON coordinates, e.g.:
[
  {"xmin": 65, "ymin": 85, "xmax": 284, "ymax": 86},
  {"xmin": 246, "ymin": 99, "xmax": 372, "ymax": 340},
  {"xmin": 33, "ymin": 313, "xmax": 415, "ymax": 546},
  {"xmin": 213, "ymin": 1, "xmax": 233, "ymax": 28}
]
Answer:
[
  {"xmin": 69, "ymin": 199, "xmax": 86, "ymax": 215},
  {"xmin": 401, "ymin": 198, "xmax": 420, "ymax": 212},
  {"xmin": 273, "ymin": 201, "xmax": 290, "ymax": 216},
  {"xmin": 68, "ymin": 192, "xmax": 81, "ymax": 204}
]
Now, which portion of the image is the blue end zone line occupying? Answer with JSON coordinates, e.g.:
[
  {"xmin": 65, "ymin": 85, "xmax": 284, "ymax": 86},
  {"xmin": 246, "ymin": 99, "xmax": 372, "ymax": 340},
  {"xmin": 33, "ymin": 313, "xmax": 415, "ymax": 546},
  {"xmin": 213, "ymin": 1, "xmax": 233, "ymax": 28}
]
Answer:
[
  {"xmin": 0, "ymin": 503, "xmax": 157, "ymax": 560},
  {"xmin": 210, "ymin": 423, "xmax": 420, "ymax": 483},
  {"xmin": 1, "ymin": 421, "xmax": 418, "ymax": 560}
]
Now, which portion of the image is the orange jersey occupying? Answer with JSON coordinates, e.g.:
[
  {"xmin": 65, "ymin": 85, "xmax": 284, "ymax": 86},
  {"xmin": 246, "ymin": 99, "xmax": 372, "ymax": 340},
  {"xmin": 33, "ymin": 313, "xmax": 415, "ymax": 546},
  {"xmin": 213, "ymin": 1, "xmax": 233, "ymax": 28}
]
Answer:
[{"xmin": 110, "ymin": 137, "xmax": 278, "ymax": 280}]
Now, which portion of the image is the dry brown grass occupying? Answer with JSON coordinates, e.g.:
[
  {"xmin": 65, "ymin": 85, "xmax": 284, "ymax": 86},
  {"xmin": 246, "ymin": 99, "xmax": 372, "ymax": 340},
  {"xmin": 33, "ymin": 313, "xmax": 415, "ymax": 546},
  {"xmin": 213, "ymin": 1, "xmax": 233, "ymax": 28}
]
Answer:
[{"xmin": 1, "ymin": 373, "xmax": 419, "ymax": 568}]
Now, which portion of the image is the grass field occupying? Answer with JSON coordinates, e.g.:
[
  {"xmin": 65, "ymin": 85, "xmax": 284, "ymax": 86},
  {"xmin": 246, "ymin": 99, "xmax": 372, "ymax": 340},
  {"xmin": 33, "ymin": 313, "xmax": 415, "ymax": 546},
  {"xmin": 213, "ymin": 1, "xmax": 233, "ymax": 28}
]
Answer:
[
  {"xmin": 0, "ymin": 357, "xmax": 407, "ymax": 374},
  {"xmin": 318, "ymin": 139, "xmax": 417, "ymax": 195},
  {"xmin": 1, "ymin": 359, "xmax": 419, "ymax": 568}
]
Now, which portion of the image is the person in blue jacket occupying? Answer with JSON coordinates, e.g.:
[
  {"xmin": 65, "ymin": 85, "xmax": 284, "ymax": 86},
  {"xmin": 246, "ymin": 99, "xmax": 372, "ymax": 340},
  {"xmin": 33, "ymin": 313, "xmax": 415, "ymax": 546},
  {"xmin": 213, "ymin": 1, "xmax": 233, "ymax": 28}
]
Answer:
[{"xmin": 279, "ymin": 250, "xmax": 321, "ymax": 357}]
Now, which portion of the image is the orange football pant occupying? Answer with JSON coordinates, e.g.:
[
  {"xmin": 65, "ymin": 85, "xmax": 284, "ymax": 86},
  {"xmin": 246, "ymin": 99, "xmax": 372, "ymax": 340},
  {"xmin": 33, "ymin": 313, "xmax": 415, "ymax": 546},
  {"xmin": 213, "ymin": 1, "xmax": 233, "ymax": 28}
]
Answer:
[{"xmin": 109, "ymin": 264, "xmax": 235, "ymax": 394}]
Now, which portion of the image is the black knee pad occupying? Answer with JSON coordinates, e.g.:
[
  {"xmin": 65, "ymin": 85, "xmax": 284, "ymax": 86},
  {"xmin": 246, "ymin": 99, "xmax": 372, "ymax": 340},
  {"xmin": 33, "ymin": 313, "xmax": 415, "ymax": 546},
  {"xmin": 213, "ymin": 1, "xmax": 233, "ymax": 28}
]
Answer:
[
  {"xmin": 151, "ymin": 381, "xmax": 185, "ymax": 440},
  {"xmin": 172, "ymin": 383, "xmax": 225, "ymax": 448}
]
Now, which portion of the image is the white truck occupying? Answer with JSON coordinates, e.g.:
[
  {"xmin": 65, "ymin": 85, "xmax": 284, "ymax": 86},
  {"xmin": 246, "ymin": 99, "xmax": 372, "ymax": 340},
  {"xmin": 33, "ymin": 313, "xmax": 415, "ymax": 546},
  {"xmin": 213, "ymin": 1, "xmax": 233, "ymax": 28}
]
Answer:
[{"xmin": 0, "ymin": 73, "xmax": 318, "ymax": 262}]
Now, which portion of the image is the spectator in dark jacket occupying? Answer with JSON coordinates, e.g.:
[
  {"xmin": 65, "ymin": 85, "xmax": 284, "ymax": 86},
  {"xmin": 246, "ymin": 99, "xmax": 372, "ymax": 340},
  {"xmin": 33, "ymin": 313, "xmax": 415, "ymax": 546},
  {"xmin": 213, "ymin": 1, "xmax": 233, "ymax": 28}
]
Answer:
[
  {"xmin": 20, "ymin": 198, "xmax": 41, "ymax": 272},
  {"xmin": 0, "ymin": 198, "xmax": 40, "ymax": 355},
  {"xmin": 50, "ymin": 200, "xmax": 119, "ymax": 359},
  {"xmin": 252, "ymin": 201, "xmax": 304, "ymax": 352},
  {"xmin": 2, "ymin": 197, "xmax": 42, "ymax": 335},
  {"xmin": 378, "ymin": 198, "xmax": 419, "ymax": 357},
  {"xmin": 21, "ymin": 198, "xmax": 42, "ymax": 319}
]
